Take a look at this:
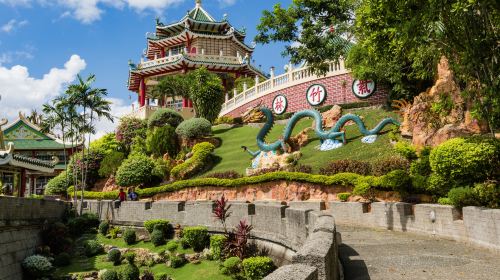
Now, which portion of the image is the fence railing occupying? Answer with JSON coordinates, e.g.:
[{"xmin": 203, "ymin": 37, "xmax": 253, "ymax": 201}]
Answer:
[{"xmin": 219, "ymin": 60, "xmax": 348, "ymax": 116}]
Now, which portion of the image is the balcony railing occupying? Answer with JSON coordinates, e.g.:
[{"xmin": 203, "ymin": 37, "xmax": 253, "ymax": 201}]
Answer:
[
  {"xmin": 138, "ymin": 53, "xmax": 244, "ymax": 70},
  {"xmin": 219, "ymin": 60, "xmax": 349, "ymax": 116}
]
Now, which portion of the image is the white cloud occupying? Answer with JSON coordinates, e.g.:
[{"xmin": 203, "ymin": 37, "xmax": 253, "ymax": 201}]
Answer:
[
  {"xmin": 0, "ymin": 50, "xmax": 34, "ymax": 65},
  {"xmin": 92, "ymin": 97, "xmax": 134, "ymax": 140},
  {"xmin": 0, "ymin": 0, "xmax": 31, "ymax": 6},
  {"xmin": 1, "ymin": 19, "xmax": 28, "ymax": 33},
  {"xmin": 0, "ymin": 55, "xmax": 86, "ymax": 121},
  {"xmin": 218, "ymin": 0, "xmax": 236, "ymax": 7}
]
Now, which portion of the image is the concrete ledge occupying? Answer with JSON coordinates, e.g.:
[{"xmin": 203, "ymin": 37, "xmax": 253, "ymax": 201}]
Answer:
[{"xmin": 264, "ymin": 264, "xmax": 318, "ymax": 280}]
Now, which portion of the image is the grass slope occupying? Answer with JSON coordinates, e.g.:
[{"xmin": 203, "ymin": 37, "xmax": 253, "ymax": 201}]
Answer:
[{"xmin": 210, "ymin": 108, "xmax": 399, "ymax": 174}]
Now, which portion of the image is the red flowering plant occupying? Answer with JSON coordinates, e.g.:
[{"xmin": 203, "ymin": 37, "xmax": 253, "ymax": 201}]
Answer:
[
  {"xmin": 213, "ymin": 195, "xmax": 232, "ymax": 234},
  {"xmin": 225, "ymin": 220, "xmax": 253, "ymax": 260}
]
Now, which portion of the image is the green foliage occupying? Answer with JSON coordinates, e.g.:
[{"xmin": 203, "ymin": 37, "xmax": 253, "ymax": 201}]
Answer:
[
  {"xmin": 187, "ymin": 67, "xmax": 225, "ymax": 122},
  {"xmin": 165, "ymin": 240, "xmax": 179, "ymax": 252},
  {"xmin": 255, "ymin": 0, "xmax": 356, "ymax": 74},
  {"xmin": 118, "ymin": 264, "xmax": 140, "ymax": 280},
  {"xmin": 233, "ymin": 76, "xmax": 255, "ymax": 94},
  {"xmin": 474, "ymin": 182, "xmax": 500, "ymax": 209},
  {"xmin": 429, "ymin": 137, "xmax": 500, "ymax": 194},
  {"xmin": 151, "ymin": 228, "xmax": 166, "ymax": 247},
  {"xmin": 222, "ymin": 257, "xmax": 241, "ymax": 275},
  {"xmin": 45, "ymin": 170, "xmax": 72, "ymax": 195},
  {"xmin": 124, "ymin": 252, "xmax": 136, "ymax": 264},
  {"xmin": 152, "ymin": 158, "xmax": 171, "ymax": 182},
  {"xmin": 319, "ymin": 159, "xmax": 371, "ymax": 176},
  {"xmin": 175, "ymin": 118, "xmax": 212, "ymax": 139},
  {"xmin": 70, "ymin": 149, "xmax": 105, "ymax": 186},
  {"xmin": 91, "ymin": 133, "xmax": 123, "ymax": 155},
  {"xmin": 394, "ymin": 141, "xmax": 418, "ymax": 160},
  {"xmin": 171, "ymin": 142, "xmax": 215, "ymax": 180},
  {"xmin": 22, "ymin": 255, "xmax": 53, "ymax": 277},
  {"xmin": 67, "ymin": 213, "xmax": 100, "ymax": 236},
  {"xmin": 129, "ymin": 136, "xmax": 148, "ymax": 157},
  {"xmin": 180, "ymin": 237, "xmax": 190, "ymax": 249},
  {"xmin": 148, "ymin": 108, "xmax": 184, "ymax": 129},
  {"xmin": 99, "ymin": 221, "xmax": 110, "ymax": 235},
  {"xmin": 107, "ymin": 248, "xmax": 121, "ymax": 266},
  {"xmin": 109, "ymin": 226, "xmax": 121, "ymax": 239},
  {"xmin": 84, "ymin": 240, "xmax": 104, "ymax": 257},
  {"xmin": 204, "ymin": 171, "xmax": 242, "ymax": 180},
  {"xmin": 242, "ymin": 256, "xmax": 275, "ymax": 280},
  {"xmin": 123, "ymin": 229, "xmax": 136, "ymax": 245},
  {"xmin": 100, "ymin": 269, "xmax": 118, "ymax": 280},
  {"xmin": 99, "ymin": 151, "xmax": 125, "ymax": 177},
  {"xmin": 146, "ymin": 125, "xmax": 178, "ymax": 158},
  {"xmin": 437, "ymin": 197, "xmax": 453, "ymax": 206},
  {"xmin": 214, "ymin": 116, "xmax": 235, "ymax": 125},
  {"xmin": 157, "ymin": 273, "xmax": 171, "ymax": 280},
  {"xmin": 337, "ymin": 192, "xmax": 351, "ymax": 202},
  {"xmin": 169, "ymin": 255, "xmax": 186, "ymax": 268},
  {"xmin": 372, "ymin": 156, "xmax": 410, "ymax": 176},
  {"xmin": 116, "ymin": 117, "xmax": 147, "ymax": 151},
  {"xmin": 380, "ymin": 170, "xmax": 411, "ymax": 194},
  {"xmin": 144, "ymin": 219, "xmax": 169, "ymax": 234},
  {"xmin": 353, "ymin": 176, "xmax": 380, "ymax": 201},
  {"xmin": 115, "ymin": 154, "xmax": 155, "ymax": 187},
  {"xmin": 210, "ymin": 234, "xmax": 227, "ymax": 261},
  {"xmin": 447, "ymin": 187, "xmax": 480, "ymax": 209},
  {"xmin": 183, "ymin": 226, "xmax": 209, "ymax": 252},
  {"xmin": 53, "ymin": 252, "xmax": 71, "ymax": 267}
]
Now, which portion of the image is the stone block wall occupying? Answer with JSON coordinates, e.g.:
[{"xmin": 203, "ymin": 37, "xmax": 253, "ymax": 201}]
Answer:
[
  {"xmin": 224, "ymin": 73, "xmax": 389, "ymax": 118},
  {"xmin": 329, "ymin": 201, "xmax": 500, "ymax": 251},
  {"xmin": 80, "ymin": 200, "xmax": 339, "ymax": 280},
  {"xmin": 0, "ymin": 197, "xmax": 67, "ymax": 280}
]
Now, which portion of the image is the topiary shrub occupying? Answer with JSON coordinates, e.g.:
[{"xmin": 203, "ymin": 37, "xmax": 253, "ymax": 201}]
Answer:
[
  {"xmin": 151, "ymin": 227, "xmax": 166, "ymax": 247},
  {"xmin": 447, "ymin": 187, "xmax": 480, "ymax": 209},
  {"xmin": 146, "ymin": 125, "xmax": 179, "ymax": 158},
  {"xmin": 123, "ymin": 229, "xmax": 137, "ymax": 245},
  {"xmin": 118, "ymin": 263, "xmax": 140, "ymax": 280},
  {"xmin": 429, "ymin": 137, "xmax": 500, "ymax": 194},
  {"xmin": 319, "ymin": 159, "xmax": 372, "ymax": 176},
  {"xmin": 84, "ymin": 240, "xmax": 104, "ymax": 257},
  {"xmin": 182, "ymin": 226, "xmax": 209, "ymax": 252},
  {"xmin": 180, "ymin": 237, "xmax": 190, "ymax": 249},
  {"xmin": 371, "ymin": 156, "xmax": 410, "ymax": 176},
  {"xmin": 116, "ymin": 154, "xmax": 155, "ymax": 187},
  {"xmin": 45, "ymin": 170, "xmax": 72, "ymax": 195},
  {"xmin": 210, "ymin": 234, "xmax": 227, "ymax": 261},
  {"xmin": 175, "ymin": 118, "xmax": 212, "ymax": 139},
  {"xmin": 474, "ymin": 181, "xmax": 500, "ymax": 209},
  {"xmin": 148, "ymin": 108, "xmax": 184, "ymax": 129},
  {"xmin": 53, "ymin": 252, "xmax": 71, "ymax": 267},
  {"xmin": 242, "ymin": 256, "xmax": 275, "ymax": 280},
  {"xmin": 100, "ymin": 269, "xmax": 118, "ymax": 280},
  {"xmin": 67, "ymin": 213, "xmax": 100, "ymax": 236},
  {"xmin": 144, "ymin": 219, "xmax": 169, "ymax": 234},
  {"xmin": 379, "ymin": 170, "xmax": 411, "ymax": 194},
  {"xmin": 169, "ymin": 255, "xmax": 186, "ymax": 268},
  {"xmin": 170, "ymin": 142, "xmax": 215, "ymax": 180},
  {"xmin": 222, "ymin": 256, "xmax": 241, "ymax": 275},
  {"xmin": 22, "ymin": 255, "xmax": 53, "ymax": 277},
  {"xmin": 99, "ymin": 221, "xmax": 110, "ymax": 235},
  {"xmin": 107, "ymin": 248, "xmax": 122, "ymax": 266},
  {"xmin": 166, "ymin": 240, "xmax": 179, "ymax": 252},
  {"xmin": 337, "ymin": 192, "xmax": 351, "ymax": 202},
  {"xmin": 394, "ymin": 141, "xmax": 418, "ymax": 160},
  {"xmin": 353, "ymin": 176, "xmax": 380, "ymax": 201}
]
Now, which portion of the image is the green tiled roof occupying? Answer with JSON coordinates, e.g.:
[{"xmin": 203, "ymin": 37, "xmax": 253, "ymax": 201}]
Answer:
[
  {"xmin": 4, "ymin": 139, "xmax": 68, "ymax": 150},
  {"xmin": 188, "ymin": 5, "xmax": 215, "ymax": 22}
]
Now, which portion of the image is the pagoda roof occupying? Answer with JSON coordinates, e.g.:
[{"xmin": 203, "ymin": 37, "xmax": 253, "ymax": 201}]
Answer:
[
  {"xmin": 128, "ymin": 53, "xmax": 267, "ymax": 92},
  {"xmin": 0, "ymin": 143, "xmax": 55, "ymax": 173},
  {"xmin": 2, "ymin": 113, "xmax": 80, "ymax": 150},
  {"xmin": 146, "ymin": 29, "xmax": 254, "ymax": 59}
]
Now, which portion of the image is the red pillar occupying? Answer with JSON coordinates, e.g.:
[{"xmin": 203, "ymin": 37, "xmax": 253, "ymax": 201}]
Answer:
[
  {"xmin": 139, "ymin": 78, "xmax": 146, "ymax": 107},
  {"xmin": 188, "ymin": 99, "xmax": 193, "ymax": 108},
  {"xmin": 183, "ymin": 98, "xmax": 189, "ymax": 108},
  {"xmin": 160, "ymin": 48, "xmax": 165, "ymax": 58}
]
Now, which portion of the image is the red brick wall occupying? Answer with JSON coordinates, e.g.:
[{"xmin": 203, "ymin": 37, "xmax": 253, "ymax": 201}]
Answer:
[{"xmin": 224, "ymin": 73, "xmax": 389, "ymax": 117}]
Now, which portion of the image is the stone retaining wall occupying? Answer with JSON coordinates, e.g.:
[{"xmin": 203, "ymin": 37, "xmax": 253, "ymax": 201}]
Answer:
[
  {"xmin": 329, "ymin": 202, "xmax": 500, "ymax": 252},
  {"xmin": 0, "ymin": 197, "xmax": 67, "ymax": 280},
  {"xmin": 80, "ymin": 200, "xmax": 339, "ymax": 280}
]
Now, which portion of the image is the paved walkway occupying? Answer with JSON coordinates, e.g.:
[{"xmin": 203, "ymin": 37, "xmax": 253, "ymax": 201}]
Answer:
[{"xmin": 337, "ymin": 225, "xmax": 500, "ymax": 280}]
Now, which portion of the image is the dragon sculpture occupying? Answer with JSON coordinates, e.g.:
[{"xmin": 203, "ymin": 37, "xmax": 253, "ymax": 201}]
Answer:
[{"xmin": 242, "ymin": 106, "xmax": 400, "ymax": 158}]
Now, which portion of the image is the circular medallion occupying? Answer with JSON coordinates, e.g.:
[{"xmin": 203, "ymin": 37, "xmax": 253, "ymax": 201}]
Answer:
[
  {"xmin": 352, "ymin": 80, "xmax": 376, "ymax": 99},
  {"xmin": 306, "ymin": 84, "xmax": 327, "ymax": 106},
  {"xmin": 272, "ymin": 94, "xmax": 287, "ymax": 115}
]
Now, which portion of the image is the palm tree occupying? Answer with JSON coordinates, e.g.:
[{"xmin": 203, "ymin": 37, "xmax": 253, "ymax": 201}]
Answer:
[{"xmin": 151, "ymin": 75, "xmax": 191, "ymax": 108}]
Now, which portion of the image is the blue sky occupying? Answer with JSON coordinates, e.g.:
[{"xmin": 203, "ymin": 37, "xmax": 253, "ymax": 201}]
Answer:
[{"xmin": 0, "ymin": 0, "xmax": 292, "ymax": 137}]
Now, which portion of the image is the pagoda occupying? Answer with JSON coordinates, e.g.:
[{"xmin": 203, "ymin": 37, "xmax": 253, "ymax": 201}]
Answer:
[{"xmin": 127, "ymin": 0, "xmax": 267, "ymax": 119}]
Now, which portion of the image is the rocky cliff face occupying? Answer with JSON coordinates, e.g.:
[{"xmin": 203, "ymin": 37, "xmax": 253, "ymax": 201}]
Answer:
[{"xmin": 399, "ymin": 57, "xmax": 488, "ymax": 148}]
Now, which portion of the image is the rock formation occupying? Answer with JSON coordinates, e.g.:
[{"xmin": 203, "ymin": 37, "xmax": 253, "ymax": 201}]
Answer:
[{"xmin": 399, "ymin": 56, "xmax": 488, "ymax": 148}]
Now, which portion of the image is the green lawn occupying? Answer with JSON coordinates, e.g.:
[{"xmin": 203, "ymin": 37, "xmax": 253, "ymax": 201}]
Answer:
[
  {"xmin": 209, "ymin": 108, "xmax": 400, "ymax": 174},
  {"xmin": 55, "ymin": 234, "xmax": 229, "ymax": 280}
]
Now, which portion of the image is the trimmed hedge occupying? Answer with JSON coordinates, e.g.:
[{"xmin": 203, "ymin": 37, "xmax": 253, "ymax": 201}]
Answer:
[
  {"xmin": 210, "ymin": 234, "xmax": 227, "ymax": 261},
  {"xmin": 175, "ymin": 118, "xmax": 212, "ymax": 139},
  {"xmin": 183, "ymin": 226, "xmax": 209, "ymax": 252},
  {"xmin": 144, "ymin": 219, "xmax": 169, "ymax": 234},
  {"xmin": 170, "ymin": 142, "xmax": 215, "ymax": 180},
  {"xmin": 115, "ymin": 154, "xmax": 155, "ymax": 187},
  {"xmin": 148, "ymin": 108, "xmax": 184, "ymax": 129},
  {"xmin": 242, "ymin": 256, "xmax": 275, "ymax": 280}
]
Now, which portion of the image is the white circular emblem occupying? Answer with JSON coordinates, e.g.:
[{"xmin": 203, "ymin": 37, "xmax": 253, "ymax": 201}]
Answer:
[
  {"xmin": 306, "ymin": 84, "xmax": 327, "ymax": 106},
  {"xmin": 272, "ymin": 95, "xmax": 287, "ymax": 115},
  {"xmin": 352, "ymin": 80, "xmax": 376, "ymax": 99}
]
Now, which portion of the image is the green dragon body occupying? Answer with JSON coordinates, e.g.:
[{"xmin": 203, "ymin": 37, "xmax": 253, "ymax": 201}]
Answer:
[{"xmin": 244, "ymin": 107, "xmax": 399, "ymax": 157}]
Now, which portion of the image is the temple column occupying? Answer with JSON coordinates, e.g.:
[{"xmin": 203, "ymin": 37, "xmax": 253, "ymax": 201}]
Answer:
[
  {"xmin": 20, "ymin": 169, "xmax": 26, "ymax": 197},
  {"xmin": 139, "ymin": 78, "xmax": 146, "ymax": 107}
]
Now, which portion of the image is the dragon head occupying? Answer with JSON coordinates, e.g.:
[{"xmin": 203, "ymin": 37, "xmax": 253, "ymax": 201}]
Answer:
[{"xmin": 241, "ymin": 102, "xmax": 265, "ymax": 123}]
